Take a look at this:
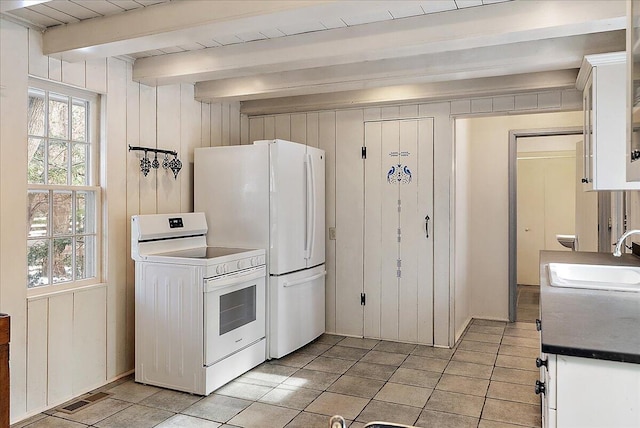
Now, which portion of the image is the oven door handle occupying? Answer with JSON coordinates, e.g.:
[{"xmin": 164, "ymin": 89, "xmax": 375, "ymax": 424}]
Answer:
[
  {"xmin": 204, "ymin": 267, "xmax": 266, "ymax": 292},
  {"xmin": 283, "ymin": 270, "xmax": 326, "ymax": 288}
]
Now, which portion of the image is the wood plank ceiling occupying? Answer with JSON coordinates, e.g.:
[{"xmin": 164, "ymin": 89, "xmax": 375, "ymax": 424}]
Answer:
[{"xmin": 0, "ymin": 0, "xmax": 627, "ymax": 107}]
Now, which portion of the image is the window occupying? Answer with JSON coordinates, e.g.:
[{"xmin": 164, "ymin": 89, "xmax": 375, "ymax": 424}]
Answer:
[{"xmin": 27, "ymin": 81, "xmax": 101, "ymax": 291}]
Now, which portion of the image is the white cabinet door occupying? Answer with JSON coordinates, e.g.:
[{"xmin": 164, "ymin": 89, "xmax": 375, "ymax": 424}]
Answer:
[{"xmin": 363, "ymin": 118, "xmax": 434, "ymax": 343}]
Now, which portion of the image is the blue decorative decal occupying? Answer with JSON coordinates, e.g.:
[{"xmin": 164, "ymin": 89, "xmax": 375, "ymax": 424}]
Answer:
[{"xmin": 387, "ymin": 164, "xmax": 412, "ymax": 184}]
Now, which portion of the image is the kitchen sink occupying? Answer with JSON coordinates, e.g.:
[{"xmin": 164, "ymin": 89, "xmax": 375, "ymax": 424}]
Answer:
[{"xmin": 547, "ymin": 263, "xmax": 640, "ymax": 292}]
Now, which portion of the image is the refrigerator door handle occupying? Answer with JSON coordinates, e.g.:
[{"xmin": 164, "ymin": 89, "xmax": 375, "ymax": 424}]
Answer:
[
  {"xmin": 283, "ymin": 270, "xmax": 327, "ymax": 288},
  {"xmin": 305, "ymin": 153, "xmax": 314, "ymax": 260}
]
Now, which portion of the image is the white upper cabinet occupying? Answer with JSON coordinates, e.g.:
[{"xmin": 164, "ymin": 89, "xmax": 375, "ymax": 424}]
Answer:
[{"xmin": 576, "ymin": 52, "xmax": 640, "ymax": 190}]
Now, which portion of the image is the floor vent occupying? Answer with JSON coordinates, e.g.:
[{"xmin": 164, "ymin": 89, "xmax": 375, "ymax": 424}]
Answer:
[{"xmin": 57, "ymin": 392, "xmax": 111, "ymax": 414}]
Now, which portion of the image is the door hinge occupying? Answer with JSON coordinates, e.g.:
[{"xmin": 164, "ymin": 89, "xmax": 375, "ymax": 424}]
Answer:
[
  {"xmin": 397, "ymin": 270, "xmax": 402, "ymax": 278},
  {"xmin": 360, "ymin": 293, "xmax": 366, "ymax": 305},
  {"xmin": 361, "ymin": 146, "xmax": 367, "ymax": 159}
]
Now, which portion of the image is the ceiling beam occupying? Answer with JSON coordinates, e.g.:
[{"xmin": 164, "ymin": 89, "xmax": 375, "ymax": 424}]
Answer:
[
  {"xmin": 133, "ymin": 0, "xmax": 626, "ymax": 86},
  {"xmin": 239, "ymin": 69, "xmax": 581, "ymax": 115},
  {"xmin": 42, "ymin": 1, "xmax": 429, "ymax": 62},
  {"xmin": 194, "ymin": 31, "xmax": 624, "ymax": 102}
]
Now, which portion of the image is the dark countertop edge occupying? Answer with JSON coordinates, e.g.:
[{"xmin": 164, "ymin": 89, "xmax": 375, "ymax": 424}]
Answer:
[{"xmin": 542, "ymin": 344, "xmax": 640, "ymax": 365}]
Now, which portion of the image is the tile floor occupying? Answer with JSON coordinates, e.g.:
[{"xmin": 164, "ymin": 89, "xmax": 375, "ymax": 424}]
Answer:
[
  {"xmin": 516, "ymin": 285, "xmax": 540, "ymax": 323},
  {"xmin": 12, "ymin": 319, "xmax": 542, "ymax": 428}
]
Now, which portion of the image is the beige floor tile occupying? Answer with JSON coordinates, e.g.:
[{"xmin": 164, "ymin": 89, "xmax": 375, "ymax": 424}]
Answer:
[
  {"xmin": 482, "ymin": 398, "xmax": 541, "ymax": 427},
  {"xmin": 270, "ymin": 352, "xmax": 317, "ymax": 369},
  {"xmin": 53, "ymin": 398, "xmax": 131, "ymax": 425},
  {"xmin": 18, "ymin": 417, "xmax": 88, "ymax": 428},
  {"xmin": 435, "ymin": 374, "xmax": 489, "ymax": 397},
  {"xmin": 356, "ymin": 400, "xmax": 421, "ymax": 425},
  {"xmin": 503, "ymin": 327, "xmax": 539, "ymax": 339},
  {"xmin": 424, "ymin": 390, "xmax": 485, "ymax": 418},
  {"xmin": 316, "ymin": 334, "xmax": 345, "ymax": 345},
  {"xmin": 373, "ymin": 382, "xmax": 432, "ymax": 408},
  {"xmin": 304, "ymin": 356, "xmax": 355, "ymax": 374},
  {"xmin": 500, "ymin": 336, "xmax": 539, "ymax": 349},
  {"xmin": 304, "ymin": 392, "xmax": 369, "ymax": 419},
  {"xmin": 322, "ymin": 345, "xmax": 370, "ymax": 361},
  {"xmin": 360, "ymin": 350, "xmax": 407, "ymax": 367},
  {"xmin": 388, "ymin": 367, "xmax": 441, "ymax": 388},
  {"xmin": 344, "ymin": 361, "xmax": 397, "ymax": 381},
  {"xmin": 155, "ymin": 414, "xmax": 221, "ymax": 428},
  {"xmin": 478, "ymin": 419, "xmax": 533, "ymax": 428},
  {"xmin": 495, "ymin": 354, "xmax": 537, "ymax": 372},
  {"xmin": 106, "ymin": 381, "xmax": 162, "ymax": 403},
  {"xmin": 498, "ymin": 345, "xmax": 539, "ymax": 359},
  {"xmin": 338, "ymin": 337, "xmax": 379, "ymax": 350},
  {"xmin": 243, "ymin": 362, "xmax": 298, "ymax": 384},
  {"xmin": 228, "ymin": 402, "xmax": 299, "ymax": 428},
  {"xmin": 415, "ymin": 409, "xmax": 479, "ymax": 428},
  {"xmin": 412, "ymin": 345, "xmax": 454, "ymax": 360},
  {"xmin": 349, "ymin": 422, "xmax": 367, "ymax": 428},
  {"xmin": 283, "ymin": 368, "xmax": 341, "ymax": 390},
  {"xmin": 298, "ymin": 342, "xmax": 333, "ymax": 356},
  {"xmin": 182, "ymin": 393, "xmax": 252, "ymax": 423},
  {"xmin": 491, "ymin": 367, "xmax": 539, "ymax": 386},
  {"xmin": 452, "ymin": 350, "xmax": 497, "ymax": 366},
  {"xmin": 9, "ymin": 413, "xmax": 48, "ymax": 428},
  {"xmin": 258, "ymin": 385, "xmax": 321, "ymax": 410},
  {"xmin": 235, "ymin": 373, "xmax": 283, "ymax": 388},
  {"xmin": 444, "ymin": 361, "xmax": 493, "ymax": 380},
  {"xmin": 327, "ymin": 375, "xmax": 385, "ymax": 398},
  {"xmin": 487, "ymin": 381, "xmax": 540, "ymax": 405},
  {"xmin": 463, "ymin": 332, "xmax": 502, "ymax": 344},
  {"xmin": 93, "ymin": 404, "xmax": 174, "ymax": 428},
  {"xmin": 401, "ymin": 355, "xmax": 448, "ymax": 373},
  {"xmin": 139, "ymin": 389, "xmax": 202, "ymax": 413},
  {"xmin": 467, "ymin": 325, "xmax": 505, "ymax": 336},
  {"xmin": 472, "ymin": 320, "xmax": 507, "ymax": 328},
  {"xmin": 507, "ymin": 322, "xmax": 537, "ymax": 331},
  {"xmin": 457, "ymin": 340, "xmax": 500, "ymax": 354},
  {"xmin": 215, "ymin": 380, "xmax": 273, "ymax": 401},
  {"xmin": 373, "ymin": 341, "xmax": 417, "ymax": 355},
  {"xmin": 285, "ymin": 411, "xmax": 336, "ymax": 428}
]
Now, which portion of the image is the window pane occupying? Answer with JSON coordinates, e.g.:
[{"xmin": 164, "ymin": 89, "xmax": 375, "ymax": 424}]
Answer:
[
  {"xmin": 52, "ymin": 191, "xmax": 73, "ymax": 235},
  {"xmin": 28, "ymin": 137, "xmax": 46, "ymax": 184},
  {"xmin": 48, "ymin": 93, "xmax": 69, "ymax": 139},
  {"xmin": 28, "ymin": 191, "xmax": 49, "ymax": 238},
  {"xmin": 28, "ymin": 89, "xmax": 45, "ymax": 137},
  {"xmin": 53, "ymin": 237, "xmax": 73, "ymax": 283},
  {"xmin": 28, "ymin": 239, "xmax": 49, "ymax": 288},
  {"xmin": 71, "ymin": 143, "xmax": 88, "ymax": 185},
  {"xmin": 48, "ymin": 140, "xmax": 69, "ymax": 185},
  {"xmin": 71, "ymin": 99, "xmax": 87, "ymax": 142},
  {"xmin": 76, "ymin": 235, "xmax": 95, "ymax": 280}
]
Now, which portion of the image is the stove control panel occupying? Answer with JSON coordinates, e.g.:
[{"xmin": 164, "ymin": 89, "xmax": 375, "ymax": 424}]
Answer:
[{"xmin": 210, "ymin": 254, "xmax": 265, "ymax": 277}]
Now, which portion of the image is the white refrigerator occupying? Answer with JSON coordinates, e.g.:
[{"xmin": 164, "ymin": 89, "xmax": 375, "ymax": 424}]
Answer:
[{"xmin": 194, "ymin": 139, "xmax": 326, "ymax": 359}]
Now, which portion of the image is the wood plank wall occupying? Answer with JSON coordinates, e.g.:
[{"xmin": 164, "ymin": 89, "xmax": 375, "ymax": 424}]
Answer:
[{"xmin": 0, "ymin": 20, "xmax": 244, "ymax": 423}]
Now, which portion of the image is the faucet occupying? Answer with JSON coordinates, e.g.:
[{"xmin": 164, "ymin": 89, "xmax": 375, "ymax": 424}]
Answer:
[{"xmin": 613, "ymin": 230, "xmax": 640, "ymax": 256}]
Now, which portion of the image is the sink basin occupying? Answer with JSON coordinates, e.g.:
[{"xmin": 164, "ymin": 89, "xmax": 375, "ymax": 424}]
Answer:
[{"xmin": 548, "ymin": 263, "xmax": 640, "ymax": 292}]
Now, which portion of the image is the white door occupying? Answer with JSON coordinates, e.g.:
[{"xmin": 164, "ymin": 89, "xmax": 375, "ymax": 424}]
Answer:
[
  {"xmin": 266, "ymin": 140, "xmax": 308, "ymax": 275},
  {"xmin": 363, "ymin": 119, "xmax": 434, "ymax": 344},
  {"xmin": 306, "ymin": 145, "xmax": 326, "ymax": 268}
]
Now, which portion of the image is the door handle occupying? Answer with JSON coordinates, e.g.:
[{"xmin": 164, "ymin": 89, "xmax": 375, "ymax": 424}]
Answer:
[{"xmin": 425, "ymin": 215, "xmax": 430, "ymax": 238}]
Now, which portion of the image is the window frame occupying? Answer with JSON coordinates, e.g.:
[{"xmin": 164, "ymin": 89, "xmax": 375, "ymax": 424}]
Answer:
[{"xmin": 27, "ymin": 78, "xmax": 102, "ymax": 297}]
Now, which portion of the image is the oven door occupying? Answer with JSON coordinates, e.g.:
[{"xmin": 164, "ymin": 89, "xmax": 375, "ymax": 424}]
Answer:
[{"xmin": 203, "ymin": 266, "xmax": 266, "ymax": 366}]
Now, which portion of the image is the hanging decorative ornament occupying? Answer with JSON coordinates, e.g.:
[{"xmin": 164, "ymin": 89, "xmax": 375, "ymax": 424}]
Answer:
[
  {"xmin": 152, "ymin": 152, "xmax": 160, "ymax": 169},
  {"xmin": 162, "ymin": 153, "xmax": 170, "ymax": 169},
  {"xmin": 169, "ymin": 154, "xmax": 182, "ymax": 180},
  {"xmin": 140, "ymin": 150, "xmax": 151, "ymax": 177}
]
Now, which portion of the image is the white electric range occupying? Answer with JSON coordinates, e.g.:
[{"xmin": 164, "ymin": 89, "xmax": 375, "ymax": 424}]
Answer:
[{"xmin": 131, "ymin": 212, "xmax": 266, "ymax": 395}]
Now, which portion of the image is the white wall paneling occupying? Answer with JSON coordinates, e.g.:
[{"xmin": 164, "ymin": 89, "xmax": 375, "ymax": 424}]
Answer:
[
  {"xmin": 1, "ymin": 21, "xmax": 242, "ymax": 423},
  {"xmin": 0, "ymin": 18, "xmax": 29, "ymax": 421}
]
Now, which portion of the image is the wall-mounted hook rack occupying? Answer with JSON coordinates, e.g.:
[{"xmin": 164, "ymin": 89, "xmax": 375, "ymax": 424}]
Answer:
[{"xmin": 128, "ymin": 145, "xmax": 182, "ymax": 179}]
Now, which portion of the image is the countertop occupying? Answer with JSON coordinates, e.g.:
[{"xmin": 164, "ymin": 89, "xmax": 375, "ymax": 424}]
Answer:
[{"xmin": 540, "ymin": 250, "xmax": 640, "ymax": 364}]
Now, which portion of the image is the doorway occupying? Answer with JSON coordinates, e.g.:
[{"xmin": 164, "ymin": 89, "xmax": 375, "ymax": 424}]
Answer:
[{"xmin": 508, "ymin": 127, "xmax": 582, "ymax": 321}]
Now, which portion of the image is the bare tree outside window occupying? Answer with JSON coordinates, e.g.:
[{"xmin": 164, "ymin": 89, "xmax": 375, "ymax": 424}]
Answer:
[{"xmin": 27, "ymin": 85, "xmax": 99, "ymax": 289}]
